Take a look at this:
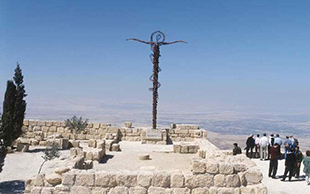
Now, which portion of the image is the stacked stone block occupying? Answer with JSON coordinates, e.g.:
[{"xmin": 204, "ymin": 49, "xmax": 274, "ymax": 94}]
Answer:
[{"xmin": 27, "ymin": 167, "xmax": 267, "ymax": 194}]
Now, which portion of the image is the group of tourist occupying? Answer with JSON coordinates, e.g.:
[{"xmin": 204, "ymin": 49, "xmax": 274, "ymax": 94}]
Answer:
[{"xmin": 232, "ymin": 133, "xmax": 310, "ymax": 185}]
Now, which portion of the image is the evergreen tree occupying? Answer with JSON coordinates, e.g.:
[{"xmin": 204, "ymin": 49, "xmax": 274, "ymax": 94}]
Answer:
[
  {"xmin": 13, "ymin": 63, "xmax": 27, "ymax": 140},
  {"xmin": 0, "ymin": 81, "xmax": 16, "ymax": 147}
]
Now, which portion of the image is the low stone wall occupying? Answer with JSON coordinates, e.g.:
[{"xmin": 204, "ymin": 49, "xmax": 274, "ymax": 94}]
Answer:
[
  {"xmin": 26, "ymin": 161, "xmax": 267, "ymax": 194},
  {"xmin": 21, "ymin": 120, "xmax": 207, "ymax": 145}
]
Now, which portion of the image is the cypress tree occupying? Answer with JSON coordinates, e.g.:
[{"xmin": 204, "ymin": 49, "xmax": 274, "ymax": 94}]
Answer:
[
  {"xmin": 13, "ymin": 63, "xmax": 27, "ymax": 140},
  {"xmin": 0, "ymin": 81, "xmax": 16, "ymax": 147}
]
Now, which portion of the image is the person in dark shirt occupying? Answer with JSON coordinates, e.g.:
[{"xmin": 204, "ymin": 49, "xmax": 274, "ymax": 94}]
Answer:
[
  {"xmin": 294, "ymin": 146, "xmax": 304, "ymax": 178},
  {"xmin": 269, "ymin": 143, "xmax": 280, "ymax": 178},
  {"xmin": 281, "ymin": 147, "xmax": 296, "ymax": 181},
  {"xmin": 233, "ymin": 143, "xmax": 242, "ymax": 155},
  {"xmin": 246, "ymin": 134, "xmax": 255, "ymax": 158}
]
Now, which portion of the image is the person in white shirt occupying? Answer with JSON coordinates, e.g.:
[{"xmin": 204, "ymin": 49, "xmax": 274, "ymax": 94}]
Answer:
[
  {"xmin": 255, "ymin": 134, "xmax": 261, "ymax": 158},
  {"xmin": 260, "ymin": 133, "xmax": 269, "ymax": 160},
  {"xmin": 274, "ymin": 134, "xmax": 282, "ymax": 149}
]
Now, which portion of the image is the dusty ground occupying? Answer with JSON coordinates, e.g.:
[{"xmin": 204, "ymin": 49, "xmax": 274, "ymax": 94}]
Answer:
[
  {"xmin": 254, "ymin": 158, "xmax": 310, "ymax": 194},
  {"xmin": 94, "ymin": 141, "xmax": 198, "ymax": 173}
]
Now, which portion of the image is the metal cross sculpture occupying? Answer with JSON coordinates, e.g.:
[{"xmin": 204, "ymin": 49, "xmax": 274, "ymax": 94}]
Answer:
[{"xmin": 127, "ymin": 31, "xmax": 186, "ymax": 129}]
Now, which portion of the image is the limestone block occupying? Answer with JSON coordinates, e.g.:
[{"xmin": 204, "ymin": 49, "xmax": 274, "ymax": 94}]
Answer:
[
  {"xmin": 206, "ymin": 162, "xmax": 219, "ymax": 174},
  {"xmin": 171, "ymin": 173, "xmax": 184, "ymax": 188},
  {"xmin": 62, "ymin": 173, "xmax": 75, "ymax": 186},
  {"xmin": 75, "ymin": 173, "xmax": 95, "ymax": 186},
  {"xmin": 111, "ymin": 144, "xmax": 120, "ymax": 151},
  {"xmin": 71, "ymin": 140, "xmax": 80, "ymax": 148},
  {"xmin": 234, "ymin": 188, "xmax": 241, "ymax": 194},
  {"xmin": 98, "ymin": 128, "xmax": 106, "ymax": 135},
  {"xmin": 88, "ymin": 123, "xmax": 94, "ymax": 128},
  {"xmin": 184, "ymin": 175, "xmax": 194, "ymax": 188},
  {"xmin": 29, "ymin": 120, "xmax": 37, "ymax": 126},
  {"xmin": 191, "ymin": 188, "xmax": 209, "ymax": 194},
  {"xmin": 109, "ymin": 186, "xmax": 128, "ymax": 194},
  {"xmin": 173, "ymin": 145, "xmax": 181, "ymax": 153},
  {"xmin": 39, "ymin": 141, "xmax": 47, "ymax": 146},
  {"xmin": 152, "ymin": 172, "xmax": 170, "ymax": 188},
  {"xmin": 148, "ymin": 186, "xmax": 170, "ymax": 194},
  {"xmin": 180, "ymin": 145, "xmax": 188, "ymax": 153},
  {"xmin": 23, "ymin": 120, "xmax": 29, "ymax": 126},
  {"xmin": 42, "ymin": 126, "xmax": 49, "ymax": 132},
  {"xmin": 188, "ymin": 145, "xmax": 198, "ymax": 153},
  {"xmin": 244, "ymin": 169, "xmax": 263, "ymax": 185},
  {"xmin": 95, "ymin": 172, "xmax": 117, "ymax": 187},
  {"xmin": 116, "ymin": 173, "xmax": 137, "ymax": 187},
  {"xmin": 86, "ymin": 134, "xmax": 95, "ymax": 140},
  {"xmin": 41, "ymin": 187, "xmax": 54, "ymax": 194},
  {"xmin": 173, "ymin": 188, "xmax": 190, "ymax": 194},
  {"xmin": 49, "ymin": 126, "xmax": 57, "ymax": 132},
  {"xmin": 192, "ymin": 160, "xmax": 206, "ymax": 174},
  {"xmin": 175, "ymin": 130, "xmax": 189, "ymax": 134},
  {"xmin": 217, "ymin": 188, "xmax": 235, "ymax": 194},
  {"xmin": 31, "ymin": 187, "xmax": 42, "ymax": 194},
  {"xmin": 238, "ymin": 172, "xmax": 246, "ymax": 186},
  {"xmin": 77, "ymin": 134, "xmax": 86, "ymax": 140},
  {"xmin": 71, "ymin": 186, "xmax": 92, "ymax": 194},
  {"xmin": 233, "ymin": 164, "xmax": 248, "ymax": 173},
  {"xmin": 125, "ymin": 122, "xmax": 132, "ymax": 128},
  {"xmin": 93, "ymin": 150, "xmax": 103, "ymax": 161},
  {"xmin": 214, "ymin": 174, "xmax": 226, "ymax": 187},
  {"xmin": 137, "ymin": 173, "xmax": 153, "ymax": 188},
  {"xmin": 45, "ymin": 173, "xmax": 62, "ymax": 186},
  {"xmin": 55, "ymin": 185, "xmax": 70, "ymax": 192},
  {"xmin": 93, "ymin": 123, "xmax": 100, "ymax": 129},
  {"xmin": 129, "ymin": 187, "xmax": 147, "ymax": 194},
  {"xmin": 139, "ymin": 154, "xmax": 150, "ymax": 160},
  {"xmin": 192, "ymin": 174, "xmax": 214, "ymax": 188},
  {"xmin": 255, "ymin": 184, "xmax": 268, "ymax": 194},
  {"xmin": 22, "ymin": 144, "xmax": 30, "ymax": 152},
  {"xmin": 34, "ymin": 174, "xmax": 45, "ymax": 186},
  {"xmin": 209, "ymin": 187, "xmax": 217, "ymax": 194},
  {"xmin": 91, "ymin": 187, "xmax": 109, "ymax": 194},
  {"xmin": 86, "ymin": 152, "xmax": 94, "ymax": 160},
  {"xmin": 96, "ymin": 141, "xmax": 105, "ymax": 149},
  {"xmin": 219, "ymin": 163, "xmax": 234, "ymax": 175},
  {"xmin": 240, "ymin": 186, "xmax": 256, "ymax": 194},
  {"xmin": 226, "ymin": 174, "xmax": 241, "ymax": 187}
]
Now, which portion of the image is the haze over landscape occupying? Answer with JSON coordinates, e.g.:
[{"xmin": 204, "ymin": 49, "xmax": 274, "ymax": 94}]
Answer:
[{"xmin": 1, "ymin": 0, "xmax": 310, "ymax": 141}]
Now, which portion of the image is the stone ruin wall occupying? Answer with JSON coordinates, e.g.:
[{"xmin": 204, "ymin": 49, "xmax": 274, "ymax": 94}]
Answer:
[
  {"xmin": 21, "ymin": 120, "xmax": 207, "ymax": 145},
  {"xmin": 21, "ymin": 120, "xmax": 268, "ymax": 194},
  {"xmin": 26, "ymin": 157, "xmax": 267, "ymax": 194}
]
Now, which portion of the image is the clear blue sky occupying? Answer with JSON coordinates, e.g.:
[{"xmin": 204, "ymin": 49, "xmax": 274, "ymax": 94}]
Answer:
[{"xmin": 1, "ymin": 0, "xmax": 310, "ymax": 117}]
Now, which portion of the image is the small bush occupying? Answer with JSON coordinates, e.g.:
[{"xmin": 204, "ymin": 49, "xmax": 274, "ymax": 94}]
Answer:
[
  {"xmin": 65, "ymin": 116, "xmax": 88, "ymax": 134},
  {"xmin": 38, "ymin": 142, "xmax": 60, "ymax": 174}
]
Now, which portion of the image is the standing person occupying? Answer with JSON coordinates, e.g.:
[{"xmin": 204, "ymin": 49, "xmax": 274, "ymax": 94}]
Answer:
[
  {"xmin": 255, "ymin": 134, "xmax": 261, "ymax": 158},
  {"xmin": 269, "ymin": 143, "xmax": 280, "ymax": 178},
  {"xmin": 303, "ymin": 150, "xmax": 310, "ymax": 185},
  {"xmin": 246, "ymin": 134, "xmax": 255, "ymax": 158},
  {"xmin": 260, "ymin": 133, "xmax": 269, "ymax": 160},
  {"xmin": 283, "ymin": 136, "xmax": 292, "ymax": 158},
  {"xmin": 281, "ymin": 147, "xmax": 296, "ymax": 181},
  {"xmin": 233, "ymin": 143, "xmax": 242, "ymax": 155},
  {"xmin": 294, "ymin": 146, "xmax": 304, "ymax": 178},
  {"xmin": 268, "ymin": 134, "xmax": 275, "ymax": 160},
  {"xmin": 274, "ymin": 134, "xmax": 282, "ymax": 149}
]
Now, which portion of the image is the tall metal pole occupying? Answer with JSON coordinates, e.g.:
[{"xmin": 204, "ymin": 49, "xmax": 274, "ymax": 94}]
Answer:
[{"xmin": 127, "ymin": 31, "xmax": 186, "ymax": 129}]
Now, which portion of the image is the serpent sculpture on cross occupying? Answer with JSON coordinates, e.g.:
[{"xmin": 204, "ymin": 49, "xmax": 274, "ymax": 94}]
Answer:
[{"xmin": 127, "ymin": 31, "xmax": 186, "ymax": 129}]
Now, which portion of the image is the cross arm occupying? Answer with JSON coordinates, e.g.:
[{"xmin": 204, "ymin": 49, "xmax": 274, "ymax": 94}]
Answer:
[
  {"xmin": 161, "ymin": 40, "xmax": 187, "ymax": 45},
  {"xmin": 126, "ymin": 38, "xmax": 152, "ymax": 45}
]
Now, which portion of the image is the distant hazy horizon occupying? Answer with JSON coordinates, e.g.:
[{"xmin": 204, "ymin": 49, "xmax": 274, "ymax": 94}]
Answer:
[{"xmin": 1, "ymin": 1, "xmax": 310, "ymax": 138}]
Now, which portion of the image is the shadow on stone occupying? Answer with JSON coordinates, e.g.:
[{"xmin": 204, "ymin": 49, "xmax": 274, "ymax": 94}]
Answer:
[
  {"xmin": 0, "ymin": 180, "xmax": 24, "ymax": 194},
  {"xmin": 28, "ymin": 148, "xmax": 46, "ymax": 153},
  {"xmin": 99, "ymin": 154, "xmax": 114, "ymax": 164}
]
